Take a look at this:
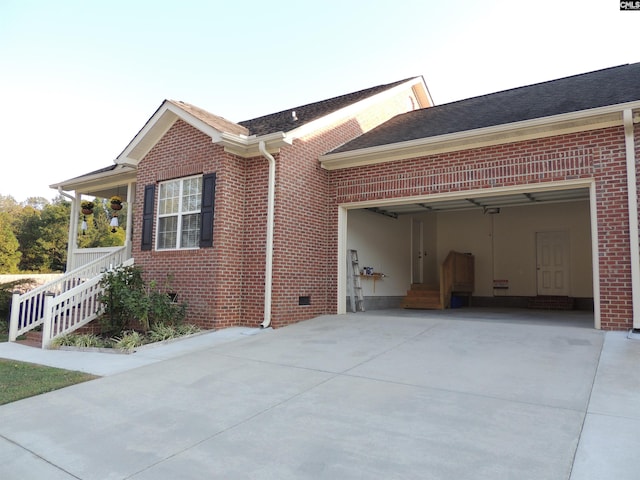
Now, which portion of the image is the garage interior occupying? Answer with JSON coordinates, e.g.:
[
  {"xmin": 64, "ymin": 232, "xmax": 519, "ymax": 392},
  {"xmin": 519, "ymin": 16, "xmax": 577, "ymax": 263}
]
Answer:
[{"xmin": 345, "ymin": 187, "xmax": 595, "ymax": 315}]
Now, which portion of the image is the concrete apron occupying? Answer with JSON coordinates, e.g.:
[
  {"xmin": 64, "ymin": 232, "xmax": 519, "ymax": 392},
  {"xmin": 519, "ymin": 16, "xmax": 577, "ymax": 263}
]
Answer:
[{"xmin": 0, "ymin": 308, "xmax": 639, "ymax": 480}]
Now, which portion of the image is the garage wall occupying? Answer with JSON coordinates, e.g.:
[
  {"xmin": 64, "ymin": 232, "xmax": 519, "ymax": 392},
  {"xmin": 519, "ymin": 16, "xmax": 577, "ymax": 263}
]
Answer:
[
  {"xmin": 436, "ymin": 210, "xmax": 493, "ymax": 296},
  {"xmin": 412, "ymin": 212, "xmax": 439, "ymax": 286},
  {"xmin": 347, "ymin": 209, "xmax": 411, "ymax": 297},
  {"xmin": 347, "ymin": 199, "xmax": 592, "ymax": 306},
  {"xmin": 436, "ymin": 201, "xmax": 593, "ymax": 298}
]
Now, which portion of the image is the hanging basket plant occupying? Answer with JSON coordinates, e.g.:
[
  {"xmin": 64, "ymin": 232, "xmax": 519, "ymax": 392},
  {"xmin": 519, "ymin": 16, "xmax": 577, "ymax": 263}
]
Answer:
[
  {"xmin": 81, "ymin": 200, "xmax": 94, "ymax": 215},
  {"xmin": 110, "ymin": 195, "xmax": 123, "ymax": 211}
]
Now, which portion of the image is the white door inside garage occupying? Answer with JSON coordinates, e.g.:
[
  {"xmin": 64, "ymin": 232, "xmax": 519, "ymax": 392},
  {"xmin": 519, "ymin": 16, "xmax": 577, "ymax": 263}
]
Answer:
[{"xmin": 536, "ymin": 231, "xmax": 570, "ymax": 296}]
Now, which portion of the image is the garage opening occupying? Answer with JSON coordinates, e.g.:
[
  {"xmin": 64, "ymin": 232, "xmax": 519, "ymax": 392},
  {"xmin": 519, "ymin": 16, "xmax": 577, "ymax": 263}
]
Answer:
[{"xmin": 342, "ymin": 186, "xmax": 595, "ymax": 318}]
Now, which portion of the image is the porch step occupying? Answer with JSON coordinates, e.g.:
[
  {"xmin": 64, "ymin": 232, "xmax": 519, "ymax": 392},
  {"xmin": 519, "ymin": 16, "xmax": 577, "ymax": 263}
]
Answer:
[
  {"xmin": 401, "ymin": 284, "xmax": 443, "ymax": 310},
  {"xmin": 527, "ymin": 296, "xmax": 575, "ymax": 311},
  {"xmin": 16, "ymin": 330, "xmax": 43, "ymax": 348}
]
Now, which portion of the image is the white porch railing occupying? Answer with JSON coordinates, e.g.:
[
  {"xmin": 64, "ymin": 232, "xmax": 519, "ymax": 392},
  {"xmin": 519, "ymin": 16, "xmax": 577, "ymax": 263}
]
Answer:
[
  {"xmin": 9, "ymin": 247, "xmax": 131, "ymax": 347},
  {"xmin": 67, "ymin": 246, "xmax": 131, "ymax": 272}
]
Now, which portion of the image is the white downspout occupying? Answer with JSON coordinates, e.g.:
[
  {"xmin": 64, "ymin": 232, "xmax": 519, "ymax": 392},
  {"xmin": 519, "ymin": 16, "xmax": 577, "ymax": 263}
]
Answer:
[
  {"xmin": 623, "ymin": 109, "xmax": 640, "ymax": 331},
  {"xmin": 259, "ymin": 140, "xmax": 276, "ymax": 328},
  {"xmin": 58, "ymin": 188, "xmax": 78, "ymax": 272}
]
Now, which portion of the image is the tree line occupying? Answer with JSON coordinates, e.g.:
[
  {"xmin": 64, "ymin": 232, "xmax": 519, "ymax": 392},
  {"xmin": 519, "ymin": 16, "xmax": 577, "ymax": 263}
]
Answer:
[{"xmin": 0, "ymin": 194, "xmax": 126, "ymax": 274}]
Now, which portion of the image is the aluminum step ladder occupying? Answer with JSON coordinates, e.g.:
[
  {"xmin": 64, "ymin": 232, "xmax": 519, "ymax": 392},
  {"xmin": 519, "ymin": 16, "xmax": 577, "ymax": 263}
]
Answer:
[{"xmin": 347, "ymin": 249, "xmax": 365, "ymax": 312}]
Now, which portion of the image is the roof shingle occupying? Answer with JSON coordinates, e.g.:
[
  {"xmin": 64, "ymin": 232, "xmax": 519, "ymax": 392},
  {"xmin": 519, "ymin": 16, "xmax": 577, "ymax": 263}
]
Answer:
[
  {"xmin": 332, "ymin": 63, "xmax": 640, "ymax": 154},
  {"xmin": 238, "ymin": 77, "xmax": 419, "ymax": 136},
  {"xmin": 168, "ymin": 100, "xmax": 249, "ymax": 136}
]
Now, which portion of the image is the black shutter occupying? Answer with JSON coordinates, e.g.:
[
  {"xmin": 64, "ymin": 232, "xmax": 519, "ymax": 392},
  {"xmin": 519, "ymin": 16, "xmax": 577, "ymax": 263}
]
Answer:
[
  {"xmin": 141, "ymin": 184, "xmax": 156, "ymax": 251},
  {"xmin": 199, "ymin": 173, "xmax": 216, "ymax": 248}
]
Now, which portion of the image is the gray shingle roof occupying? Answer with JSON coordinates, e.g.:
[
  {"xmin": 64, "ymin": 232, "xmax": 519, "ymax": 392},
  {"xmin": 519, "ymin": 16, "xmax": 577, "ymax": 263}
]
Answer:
[
  {"xmin": 238, "ymin": 77, "xmax": 419, "ymax": 136},
  {"xmin": 332, "ymin": 63, "xmax": 640, "ymax": 154}
]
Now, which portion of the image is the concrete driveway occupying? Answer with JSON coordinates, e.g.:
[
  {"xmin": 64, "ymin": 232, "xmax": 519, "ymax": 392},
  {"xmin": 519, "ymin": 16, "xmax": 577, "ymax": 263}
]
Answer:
[{"xmin": 1, "ymin": 308, "xmax": 639, "ymax": 479}]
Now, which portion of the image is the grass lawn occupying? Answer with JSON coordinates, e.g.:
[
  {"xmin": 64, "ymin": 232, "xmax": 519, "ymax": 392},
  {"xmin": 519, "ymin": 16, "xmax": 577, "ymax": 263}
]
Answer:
[{"xmin": 0, "ymin": 359, "xmax": 98, "ymax": 405}]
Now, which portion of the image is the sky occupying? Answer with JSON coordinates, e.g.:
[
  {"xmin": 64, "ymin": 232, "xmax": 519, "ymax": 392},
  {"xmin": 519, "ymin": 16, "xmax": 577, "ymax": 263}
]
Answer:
[{"xmin": 0, "ymin": 0, "xmax": 637, "ymax": 202}]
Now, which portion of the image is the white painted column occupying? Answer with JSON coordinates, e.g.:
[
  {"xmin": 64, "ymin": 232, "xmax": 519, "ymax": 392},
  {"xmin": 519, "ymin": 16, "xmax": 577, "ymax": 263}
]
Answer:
[
  {"xmin": 589, "ymin": 181, "xmax": 601, "ymax": 330},
  {"xmin": 67, "ymin": 193, "xmax": 79, "ymax": 271},
  {"xmin": 623, "ymin": 109, "xmax": 640, "ymax": 330},
  {"xmin": 8, "ymin": 292, "xmax": 20, "ymax": 342},
  {"xmin": 337, "ymin": 206, "xmax": 348, "ymax": 314},
  {"xmin": 41, "ymin": 292, "xmax": 54, "ymax": 349},
  {"xmin": 125, "ymin": 182, "xmax": 135, "ymax": 259}
]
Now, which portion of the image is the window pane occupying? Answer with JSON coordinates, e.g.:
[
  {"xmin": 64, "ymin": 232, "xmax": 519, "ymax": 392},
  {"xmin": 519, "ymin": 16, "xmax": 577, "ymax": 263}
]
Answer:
[
  {"xmin": 157, "ymin": 216, "xmax": 178, "ymax": 249},
  {"xmin": 182, "ymin": 177, "xmax": 202, "ymax": 213},
  {"xmin": 156, "ymin": 175, "xmax": 204, "ymax": 250},
  {"xmin": 181, "ymin": 213, "xmax": 201, "ymax": 248},
  {"xmin": 159, "ymin": 180, "xmax": 180, "ymax": 215}
]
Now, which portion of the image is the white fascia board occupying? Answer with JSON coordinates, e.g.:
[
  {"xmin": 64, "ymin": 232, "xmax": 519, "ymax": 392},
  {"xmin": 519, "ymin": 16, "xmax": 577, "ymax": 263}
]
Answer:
[
  {"xmin": 116, "ymin": 102, "xmax": 225, "ymax": 166},
  {"xmin": 285, "ymin": 77, "xmax": 429, "ymax": 141},
  {"xmin": 218, "ymin": 131, "xmax": 292, "ymax": 158},
  {"xmin": 50, "ymin": 165, "xmax": 136, "ymax": 193},
  {"xmin": 419, "ymin": 78, "xmax": 435, "ymax": 108},
  {"xmin": 320, "ymin": 101, "xmax": 640, "ymax": 170}
]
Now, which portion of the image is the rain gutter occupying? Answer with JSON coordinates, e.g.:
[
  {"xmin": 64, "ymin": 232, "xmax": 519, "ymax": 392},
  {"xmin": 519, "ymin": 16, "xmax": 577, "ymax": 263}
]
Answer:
[{"xmin": 320, "ymin": 100, "xmax": 640, "ymax": 170}]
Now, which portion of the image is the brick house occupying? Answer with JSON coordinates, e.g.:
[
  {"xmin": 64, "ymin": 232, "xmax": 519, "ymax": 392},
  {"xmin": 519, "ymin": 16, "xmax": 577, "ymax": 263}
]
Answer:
[{"xmin": 47, "ymin": 63, "xmax": 640, "ymax": 334}]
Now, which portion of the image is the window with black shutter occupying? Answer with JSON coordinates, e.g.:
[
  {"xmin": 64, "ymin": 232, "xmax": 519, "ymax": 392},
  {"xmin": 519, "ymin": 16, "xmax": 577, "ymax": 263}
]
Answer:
[
  {"xmin": 148, "ymin": 173, "xmax": 216, "ymax": 251},
  {"xmin": 199, "ymin": 173, "xmax": 216, "ymax": 248},
  {"xmin": 141, "ymin": 184, "xmax": 155, "ymax": 251}
]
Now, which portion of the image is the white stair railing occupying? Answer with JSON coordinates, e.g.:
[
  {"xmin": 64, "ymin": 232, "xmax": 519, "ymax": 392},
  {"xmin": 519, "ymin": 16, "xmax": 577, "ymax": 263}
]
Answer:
[
  {"xmin": 9, "ymin": 247, "xmax": 129, "ymax": 344},
  {"xmin": 41, "ymin": 259, "xmax": 134, "ymax": 348}
]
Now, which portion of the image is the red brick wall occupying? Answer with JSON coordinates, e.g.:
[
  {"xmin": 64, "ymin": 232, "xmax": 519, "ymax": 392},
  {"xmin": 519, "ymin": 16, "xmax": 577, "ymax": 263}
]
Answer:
[
  {"xmin": 277, "ymin": 89, "xmax": 423, "ymax": 326},
  {"xmin": 241, "ymin": 154, "xmax": 270, "ymax": 327},
  {"xmin": 241, "ymin": 87, "xmax": 423, "ymax": 327},
  {"xmin": 328, "ymin": 127, "xmax": 634, "ymax": 330},
  {"xmin": 131, "ymin": 83, "xmax": 419, "ymax": 330},
  {"xmin": 133, "ymin": 119, "xmax": 246, "ymax": 330}
]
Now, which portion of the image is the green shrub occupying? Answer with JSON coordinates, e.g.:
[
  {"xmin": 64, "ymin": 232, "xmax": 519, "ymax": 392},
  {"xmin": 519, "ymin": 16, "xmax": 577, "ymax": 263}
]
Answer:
[
  {"xmin": 98, "ymin": 266, "xmax": 145, "ymax": 335},
  {"xmin": 50, "ymin": 322, "xmax": 200, "ymax": 351},
  {"xmin": 50, "ymin": 335, "xmax": 71, "ymax": 348},
  {"xmin": 147, "ymin": 323, "xmax": 178, "ymax": 343},
  {"xmin": 98, "ymin": 266, "xmax": 187, "ymax": 336},
  {"xmin": 51, "ymin": 333, "xmax": 107, "ymax": 349},
  {"xmin": 74, "ymin": 334, "xmax": 108, "ymax": 348},
  {"xmin": 176, "ymin": 324, "xmax": 200, "ymax": 336},
  {"xmin": 147, "ymin": 323, "xmax": 199, "ymax": 343},
  {"xmin": 148, "ymin": 286, "xmax": 186, "ymax": 328},
  {"xmin": 113, "ymin": 331, "xmax": 144, "ymax": 352}
]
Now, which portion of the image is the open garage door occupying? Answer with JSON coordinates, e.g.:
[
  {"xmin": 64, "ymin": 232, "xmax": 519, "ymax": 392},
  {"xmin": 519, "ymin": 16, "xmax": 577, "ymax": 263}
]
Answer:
[{"xmin": 341, "ymin": 183, "xmax": 596, "ymax": 322}]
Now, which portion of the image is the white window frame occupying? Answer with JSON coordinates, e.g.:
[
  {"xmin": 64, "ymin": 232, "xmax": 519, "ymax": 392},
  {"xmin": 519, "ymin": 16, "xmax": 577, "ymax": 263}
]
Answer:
[{"xmin": 156, "ymin": 175, "xmax": 203, "ymax": 250}]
